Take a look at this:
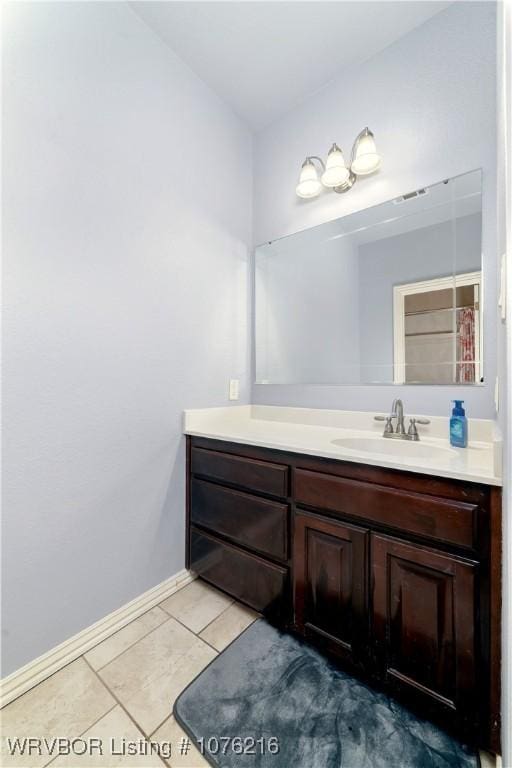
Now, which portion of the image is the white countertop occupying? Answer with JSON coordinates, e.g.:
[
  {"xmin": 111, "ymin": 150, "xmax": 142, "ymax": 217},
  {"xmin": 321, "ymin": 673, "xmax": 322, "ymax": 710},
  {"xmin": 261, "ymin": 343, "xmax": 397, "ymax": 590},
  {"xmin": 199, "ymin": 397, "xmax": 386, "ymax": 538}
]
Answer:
[{"xmin": 183, "ymin": 405, "xmax": 502, "ymax": 487}]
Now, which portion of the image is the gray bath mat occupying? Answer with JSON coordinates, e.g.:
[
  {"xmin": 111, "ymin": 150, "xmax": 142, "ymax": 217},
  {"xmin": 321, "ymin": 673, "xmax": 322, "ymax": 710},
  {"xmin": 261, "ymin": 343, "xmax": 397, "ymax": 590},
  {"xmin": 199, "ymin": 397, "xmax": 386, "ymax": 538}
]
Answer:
[{"xmin": 174, "ymin": 619, "xmax": 478, "ymax": 768}]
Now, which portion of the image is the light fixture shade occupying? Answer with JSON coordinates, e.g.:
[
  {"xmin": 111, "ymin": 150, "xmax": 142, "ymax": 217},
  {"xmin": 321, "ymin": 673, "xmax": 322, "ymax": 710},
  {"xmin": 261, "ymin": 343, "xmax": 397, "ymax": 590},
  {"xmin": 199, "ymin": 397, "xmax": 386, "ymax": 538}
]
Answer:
[
  {"xmin": 321, "ymin": 143, "xmax": 350, "ymax": 187},
  {"xmin": 351, "ymin": 128, "xmax": 382, "ymax": 175},
  {"xmin": 296, "ymin": 159, "xmax": 322, "ymax": 198}
]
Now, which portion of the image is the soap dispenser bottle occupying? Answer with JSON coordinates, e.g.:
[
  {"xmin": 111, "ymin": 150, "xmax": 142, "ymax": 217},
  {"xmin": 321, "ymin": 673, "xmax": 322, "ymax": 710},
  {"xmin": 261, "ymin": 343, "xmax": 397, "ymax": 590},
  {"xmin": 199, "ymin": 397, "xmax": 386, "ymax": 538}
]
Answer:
[{"xmin": 450, "ymin": 400, "xmax": 468, "ymax": 448}]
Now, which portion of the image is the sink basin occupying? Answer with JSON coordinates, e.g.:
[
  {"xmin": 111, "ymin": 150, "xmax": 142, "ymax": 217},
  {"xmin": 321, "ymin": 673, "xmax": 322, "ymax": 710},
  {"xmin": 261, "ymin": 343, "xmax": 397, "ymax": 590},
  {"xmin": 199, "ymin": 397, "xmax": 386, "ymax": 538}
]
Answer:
[{"xmin": 331, "ymin": 437, "xmax": 457, "ymax": 460}]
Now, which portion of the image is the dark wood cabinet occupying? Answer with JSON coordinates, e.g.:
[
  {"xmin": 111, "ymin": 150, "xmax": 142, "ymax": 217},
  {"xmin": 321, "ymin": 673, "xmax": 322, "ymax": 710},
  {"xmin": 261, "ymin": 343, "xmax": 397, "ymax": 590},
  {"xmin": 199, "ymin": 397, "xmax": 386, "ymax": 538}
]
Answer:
[
  {"xmin": 191, "ymin": 478, "xmax": 289, "ymax": 561},
  {"xmin": 294, "ymin": 469, "xmax": 478, "ymax": 550},
  {"xmin": 371, "ymin": 534, "xmax": 477, "ymax": 729},
  {"xmin": 186, "ymin": 435, "xmax": 501, "ymax": 752},
  {"xmin": 191, "ymin": 446, "xmax": 289, "ymax": 497},
  {"xmin": 294, "ymin": 510, "xmax": 369, "ymax": 667},
  {"xmin": 190, "ymin": 528, "xmax": 288, "ymax": 617}
]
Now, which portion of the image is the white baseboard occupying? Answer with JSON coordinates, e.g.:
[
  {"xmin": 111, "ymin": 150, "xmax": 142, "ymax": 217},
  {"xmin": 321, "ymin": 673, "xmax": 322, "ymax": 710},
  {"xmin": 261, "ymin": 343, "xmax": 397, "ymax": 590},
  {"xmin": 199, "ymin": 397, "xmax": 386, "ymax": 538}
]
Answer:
[{"xmin": 0, "ymin": 568, "xmax": 196, "ymax": 708}]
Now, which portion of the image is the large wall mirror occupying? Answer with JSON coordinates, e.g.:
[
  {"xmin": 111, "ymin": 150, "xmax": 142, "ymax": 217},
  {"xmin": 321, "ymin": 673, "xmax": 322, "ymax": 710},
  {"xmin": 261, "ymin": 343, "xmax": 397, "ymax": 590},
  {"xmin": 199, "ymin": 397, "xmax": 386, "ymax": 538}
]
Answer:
[{"xmin": 255, "ymin": 169, "xmax": 482, "ymax": 385}]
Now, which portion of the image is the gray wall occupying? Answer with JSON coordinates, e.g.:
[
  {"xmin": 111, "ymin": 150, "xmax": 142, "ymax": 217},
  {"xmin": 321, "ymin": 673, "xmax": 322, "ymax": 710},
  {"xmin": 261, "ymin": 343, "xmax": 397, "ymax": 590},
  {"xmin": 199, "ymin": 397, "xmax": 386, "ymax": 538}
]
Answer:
[
  {"xmin": 1, "ymin": 2, "xmax": 252, "ymax": 675},
  {"xmin": 358, "ymin": 213, "xmax": 482, "ymax": 380},
  {"xmin": 252, "ymin": 2, "xmax": 497, "ymax": 418}
]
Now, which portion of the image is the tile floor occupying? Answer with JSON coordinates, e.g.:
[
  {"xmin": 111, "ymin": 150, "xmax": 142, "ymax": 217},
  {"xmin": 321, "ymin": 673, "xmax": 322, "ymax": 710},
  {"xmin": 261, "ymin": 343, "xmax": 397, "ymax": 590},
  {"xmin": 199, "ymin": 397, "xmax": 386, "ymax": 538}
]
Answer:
[
  {"xmin": 0, "ymin": 578, "xmax": 499, "ymax": 768},
  {"xmin": 0, "ymin": 580, "xmax": 258, "ymax": 768}
]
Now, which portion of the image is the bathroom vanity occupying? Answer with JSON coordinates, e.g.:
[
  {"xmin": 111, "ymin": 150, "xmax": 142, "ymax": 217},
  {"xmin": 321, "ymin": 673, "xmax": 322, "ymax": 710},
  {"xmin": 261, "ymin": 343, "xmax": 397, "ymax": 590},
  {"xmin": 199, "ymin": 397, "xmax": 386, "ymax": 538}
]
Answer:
[
  {"xmin": 185, "ymin": 167, "xmax": 502, "ymax": 751},
  {"xmin": 184, "ymin": 406, "xmax": 502, "ymax": 753}
]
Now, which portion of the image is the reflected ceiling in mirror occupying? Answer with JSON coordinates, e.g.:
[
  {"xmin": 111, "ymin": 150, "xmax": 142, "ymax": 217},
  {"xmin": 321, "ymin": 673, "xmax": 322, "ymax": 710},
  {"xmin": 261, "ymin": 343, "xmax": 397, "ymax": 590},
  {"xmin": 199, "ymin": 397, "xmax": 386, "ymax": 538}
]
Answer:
[{"xmin": 255, "ymin": 169, "xmax": 483, "ymax": 386}]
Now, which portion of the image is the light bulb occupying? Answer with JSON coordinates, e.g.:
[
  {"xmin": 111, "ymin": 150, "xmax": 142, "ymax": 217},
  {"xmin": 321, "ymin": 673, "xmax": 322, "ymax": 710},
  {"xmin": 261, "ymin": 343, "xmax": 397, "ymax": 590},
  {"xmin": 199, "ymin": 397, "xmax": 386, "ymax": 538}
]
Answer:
[
  {"xmin": 351, "ymin": 128, "xmax": 382, "ymax": 175},
  {"xmin": 321, "ymin": 144, "xmax": 349, "ymax": 187},
  {"xmin": 296, "ymin": 159, "xmax": 322, "ymax": 198}
]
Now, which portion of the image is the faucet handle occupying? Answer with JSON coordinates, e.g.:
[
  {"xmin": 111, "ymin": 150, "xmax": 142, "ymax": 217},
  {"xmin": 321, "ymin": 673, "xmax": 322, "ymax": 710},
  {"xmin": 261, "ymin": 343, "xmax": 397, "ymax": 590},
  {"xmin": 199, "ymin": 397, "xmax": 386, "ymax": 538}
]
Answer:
[
  {"xmin": 375, "ymin": 415, "xmax": 394, "ymax": 433},
  {"xmin": 384, "ymin": 417, "xmax": 394, "ymax": 434},
  {"xmin": 407, "ymin": 418, "xmax": 419, "ymax": 438}
]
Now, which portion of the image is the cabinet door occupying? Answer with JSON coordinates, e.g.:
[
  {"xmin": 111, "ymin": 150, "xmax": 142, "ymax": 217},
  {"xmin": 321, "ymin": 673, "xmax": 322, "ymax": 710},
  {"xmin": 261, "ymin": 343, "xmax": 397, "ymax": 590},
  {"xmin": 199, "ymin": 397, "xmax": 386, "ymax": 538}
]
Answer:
[
  {"xmin": 372, "ymin": 534, "xmax": 477, "ymax": 726},
  {"xmin": 294, "ymin": 510, "xmax": 369, "ymax": 664}
]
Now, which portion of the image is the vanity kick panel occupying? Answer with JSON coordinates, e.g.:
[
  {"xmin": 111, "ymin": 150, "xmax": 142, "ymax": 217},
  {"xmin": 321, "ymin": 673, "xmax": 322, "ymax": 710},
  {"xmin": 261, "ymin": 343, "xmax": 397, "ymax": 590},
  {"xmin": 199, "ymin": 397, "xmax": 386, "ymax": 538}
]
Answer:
[{"xmin": 186, "ymin": 436, "xmax": 500, "ymax": 752}]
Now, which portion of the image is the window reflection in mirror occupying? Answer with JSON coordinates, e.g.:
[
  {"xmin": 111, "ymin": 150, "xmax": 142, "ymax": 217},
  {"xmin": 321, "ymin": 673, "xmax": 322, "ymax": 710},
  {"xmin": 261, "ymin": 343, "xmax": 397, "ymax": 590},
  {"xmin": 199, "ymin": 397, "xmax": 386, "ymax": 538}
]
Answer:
[{"xmin": 255, "ymin": 169, "xmax": 483, "ymax": 386}]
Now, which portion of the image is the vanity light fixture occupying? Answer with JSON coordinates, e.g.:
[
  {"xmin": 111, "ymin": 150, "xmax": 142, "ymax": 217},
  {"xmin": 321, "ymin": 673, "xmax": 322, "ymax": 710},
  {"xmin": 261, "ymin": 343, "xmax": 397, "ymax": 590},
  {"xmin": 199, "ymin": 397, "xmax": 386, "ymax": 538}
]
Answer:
[
  {"xmin": 296, "ymin": 127, "xmax": 381, "ymax": 198},
  {"xmin": 321, "ymin": 143, "xmax": 350, "ymax": 188},
  {"xmin": 295, "ymin": 158, "xmax": 323, "ymax": 198}
]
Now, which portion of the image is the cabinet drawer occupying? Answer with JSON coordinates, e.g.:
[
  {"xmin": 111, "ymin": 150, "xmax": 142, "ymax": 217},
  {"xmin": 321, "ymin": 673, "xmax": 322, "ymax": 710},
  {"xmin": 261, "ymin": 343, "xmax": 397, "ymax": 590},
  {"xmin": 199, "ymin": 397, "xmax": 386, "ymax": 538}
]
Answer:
[
  {"xmin": 295, "ymin": 469, "xmax": 477, "ymax": 549},
  {"xmin": 191, "ymin": 447, "xmax": 288, "ymax": 498},
  {"xmin": 191, "ymin": 479, "xmax": 288, "ymax": 561},
  {"xmin": 190, "ymin": 527, "xmax": 288, "ymax": 616}
]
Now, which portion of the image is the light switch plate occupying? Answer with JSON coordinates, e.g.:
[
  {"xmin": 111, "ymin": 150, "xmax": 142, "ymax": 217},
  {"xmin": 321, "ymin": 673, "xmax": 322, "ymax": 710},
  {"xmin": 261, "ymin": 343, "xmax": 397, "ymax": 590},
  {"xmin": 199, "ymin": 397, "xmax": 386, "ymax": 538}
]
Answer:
[{"xmin": 229, "ymin": 379, "xmax": 240, "ymax": 400}]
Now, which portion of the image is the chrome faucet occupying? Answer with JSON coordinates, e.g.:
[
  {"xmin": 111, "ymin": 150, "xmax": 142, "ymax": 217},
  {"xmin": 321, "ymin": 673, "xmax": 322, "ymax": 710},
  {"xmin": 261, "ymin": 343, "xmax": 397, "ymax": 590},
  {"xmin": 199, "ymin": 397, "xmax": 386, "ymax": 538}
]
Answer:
[
  {"xmin": 391, "ymin": 398, "xmax": 406, "ymax": 435},
  {"xmin": 375, "ymin": 399, "xmax": 430, "ymax": 441}
]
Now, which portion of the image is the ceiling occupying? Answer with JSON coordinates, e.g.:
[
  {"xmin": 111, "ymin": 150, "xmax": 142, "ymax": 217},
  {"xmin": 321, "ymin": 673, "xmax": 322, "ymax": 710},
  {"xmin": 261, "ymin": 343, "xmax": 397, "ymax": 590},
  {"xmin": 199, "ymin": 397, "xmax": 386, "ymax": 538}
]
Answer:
[{"xmin": 130, "ymin": 1, "xmax": 452, "ymax": 131}]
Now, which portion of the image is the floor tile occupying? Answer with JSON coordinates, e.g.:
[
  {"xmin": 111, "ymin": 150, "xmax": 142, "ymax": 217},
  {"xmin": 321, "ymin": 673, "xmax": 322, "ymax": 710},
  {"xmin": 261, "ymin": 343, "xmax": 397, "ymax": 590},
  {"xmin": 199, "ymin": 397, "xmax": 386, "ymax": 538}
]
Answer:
[
  {"xmin": 199, "ymin": 603, "xmax": 259, "ymax": 651},
  {"xmin": 97, "ymin": 618, "xmax": 216, "ymax": 737},
  {"xmin": 479, "ymin": 751, "xmax": 498, "ymax": 768},
  {"xmin": 85, "ymin": 607, "xmax": 169, "ymax": 670},
  {"xmin": 159, "ymin": 581, "xmax": 232, "ymax": 634},
  {"xmin": 152, "ymin": 717, "xmax": 209, "ymax": 768},
  {"xmin": 0, "ymin": 657, "xmax": 115, "ymax": 768},
  {"xmin": 50, "ymin": 706, "xmax": 166, "ymax": 767}
]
